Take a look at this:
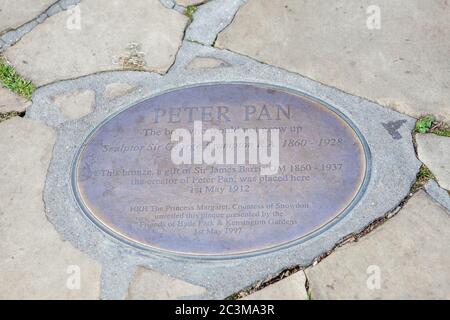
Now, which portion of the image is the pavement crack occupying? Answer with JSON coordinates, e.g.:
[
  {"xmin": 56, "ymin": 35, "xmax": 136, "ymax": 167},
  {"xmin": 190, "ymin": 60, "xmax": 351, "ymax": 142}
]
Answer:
[{"xmin": 0, "ymin": 0, "xmax": 81, "ymax": 52}]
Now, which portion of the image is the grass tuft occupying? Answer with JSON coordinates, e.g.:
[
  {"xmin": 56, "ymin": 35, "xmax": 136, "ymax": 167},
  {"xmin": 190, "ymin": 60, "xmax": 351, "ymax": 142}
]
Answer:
[
  {"xmin": 415, "ymin": 115, "xmax": 450, "ymax": 137},
  {"xmin": 0, "ymin": 55, "xmax": 35, "ymax": 100},
  {"xmin": 415, "ymin": 115, "xmax": 434, "ymax": 133},
  {"xmin": 432, "ymin": 124, "xmax": 450, "ymax": 137},
  {"xmin": 411, "ymin": 164, "xmax": 435, "ymax": 192}
]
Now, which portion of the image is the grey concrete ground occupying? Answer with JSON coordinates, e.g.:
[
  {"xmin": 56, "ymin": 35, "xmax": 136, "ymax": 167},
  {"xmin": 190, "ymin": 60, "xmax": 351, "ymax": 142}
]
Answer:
[{"xmin": 0, "ymin": 0, "xmax": 449, "ymax": 300}]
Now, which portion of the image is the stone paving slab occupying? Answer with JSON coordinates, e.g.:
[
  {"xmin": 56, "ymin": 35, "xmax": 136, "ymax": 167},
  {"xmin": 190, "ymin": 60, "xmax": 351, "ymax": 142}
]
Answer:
[
  {"xmin": 175, "ymin": 0, "xmax": 206, "ymax": 6},
  {"xmin": 185, "ymin": 0, "xmax": 246, "ymax": 45},
  {"xmin": 103, "ymin": 82, "xmax": 137, "ymax": 101},
  {"xmin": 185, "ymin": 56, "xmax": 230, "ymax": 70},
  {"xmin": 0, "ymin": 0, "xmax": 81, "ymax": 51},
  {"xmin": 51, "ymin": 89, "xmax": 95, "ymax": 120},
  {"xmin": 127, "ymin": 267, "xmax": 207, "ymax": 300},
  {"xmin": 216, "ymin": 0, "xmax": 450, "ymax": 121},
  {"xmin": 0, "ymin": 117, "xmax": 101, "ymax": 299},
  {"xmin": 425, "ymin": 180, "xmax": 450, "ymax": 213},
  {"xmin": 0, "ymin": 86, "xmax": 30, "ymax": 112},
  {"xmin": 4, "ymin": 0, "xmax": 188, "ymax": 86},
  {"xmin": 0, "ymin": 0, "xmax": 56, "ymax": 34},
  {"xmin": 416, "ymin": 134, "xmax": 450, "ymax": 191},
  {"xmin": 242, "ymin": 271, "xmax": 307, "ymax": 300},
  {"xmin": 306, "ymin": 190, "xmax": 450, "ymax": 299}
]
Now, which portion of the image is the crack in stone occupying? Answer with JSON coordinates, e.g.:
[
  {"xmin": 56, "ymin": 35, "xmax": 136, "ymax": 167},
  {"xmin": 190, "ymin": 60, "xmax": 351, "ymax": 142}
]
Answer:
[
  {"xmin": 0, "ymin": 110, "xmax": 26, "ymax": 123},
  {"xmin": 185, "ymin": 0, "xmax": 248, "ymax": 46},
  {"xmin": 0, "ymin": 0, "xmax": 81, "ymax": 53},
  {"xmin": 159, "ymin": 0, "xmax": 176, "ymax": 9}
]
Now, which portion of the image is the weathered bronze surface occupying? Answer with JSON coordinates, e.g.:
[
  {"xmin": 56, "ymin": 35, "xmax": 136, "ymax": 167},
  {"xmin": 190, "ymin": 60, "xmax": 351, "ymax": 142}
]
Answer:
[{"xmin": 73, "ymin": 83, "xmax": 369, "ymax": 257}]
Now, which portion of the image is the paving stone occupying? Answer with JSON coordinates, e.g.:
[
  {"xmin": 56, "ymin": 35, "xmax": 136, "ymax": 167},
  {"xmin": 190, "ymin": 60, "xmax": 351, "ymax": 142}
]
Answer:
[
  {"xmin": 0, "ymin": 18, "xmax": 38, "ymax": 46},
  {"xmin": 46, "ymin": 2, "xmax": 63, "ymax": 16},
  {"xmin": 159, "ymin": 0, "xmax": 175, "ymax": 9},
  {"xmin": 185, "ymin": 0, "xmax": 245, "ymax": 45},
  {"xmin": 175, "ymin": 0, "xmax": 206, "ymax": 6},
  {"xmin": 243, "ymin": 271, "xmax": 307, "ymax": 300},
  {"xmin": 0, "ymin": 0, "xmax": 56, "ymax": 34},
  {"xmin": 185, "ymin": 56, "xmax": 229, "ymax": 70},
  {"xmin": 126, "ymin": 267, "xmax": 206, "ymax": 300},
  {"xmin": 0, "ymin": 86, "xmax": 30, "ymax": 112},
  {"xmin": 425, "ymin": 180, "xmax": 450, "ymax": 213},
  {"xmin": 104, "ymin": 83, "xmax": 137, "ymax": 101},
  {"xmin": 4, "ymin": 0, "xmax": 188, "ymax": 86},
  {"xmin": 0, "ymin": 117, "xmax": 101, "ymax": 299},
  {"xmin": 59, "ymin": 0, "xmax": 80, "ymax": 10},
  {"xmin": 416, "ymin": 134, "xmax": 450, "ymax": 191},
  {"xmin": 51, "ymin": 89, "xmax": 95, "ymax": 120},
  {"xmin": 216, "ymin": 0, "xmax": 450, "ymax": 121},
  {"xmin": 306, "ymin": 191, "xmax": 450, "ymax": 299}
]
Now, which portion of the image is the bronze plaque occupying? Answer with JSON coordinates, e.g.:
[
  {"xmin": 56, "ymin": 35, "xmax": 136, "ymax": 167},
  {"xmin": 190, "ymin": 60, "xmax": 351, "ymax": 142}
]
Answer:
[{"xmin": 73, "ymin": 83, "xmax": 370, "ymax": 257}]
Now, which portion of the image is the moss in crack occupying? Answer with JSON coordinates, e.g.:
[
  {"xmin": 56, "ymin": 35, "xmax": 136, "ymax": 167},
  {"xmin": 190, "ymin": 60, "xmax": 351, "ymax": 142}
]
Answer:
[
  {"xmin": 431, "ymin": 122, "xmax": 450, "ymax": 137},
  {"xmin": 225, "ymin": 267, "xmax": 304, "ymax": 300},
  {"xmin": 0, "ymin": 55, "xmax": 35, "ymax": 100},
  {"xmin": 411, "ymin": 165, "xmax": 435, "ymax": 193},
  {"xmin": 305, "ymin": 275, "xmax": 313, "ymax": 300},
  {"xmin": 184, "ymin": 5, "xmax": 198, "ymax": 21},
  {"xmin": 0, "ymin": 111, "xmax": 25, "ymax": 123},
  {"xmin": 225, "ymin": 293, "xmax": 239, "ymax": 300}
]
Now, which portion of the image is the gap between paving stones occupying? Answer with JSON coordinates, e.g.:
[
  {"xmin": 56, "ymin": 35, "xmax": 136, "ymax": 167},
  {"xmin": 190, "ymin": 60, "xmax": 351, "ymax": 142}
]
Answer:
[
  {"xmin": 213, "ymin": 0, "xmax": 450, "ymax": 123},
  {"xmin": 184, "ymin": 0, "xmax": 247, "ymax": 46},
  {"xmin": 0, "ymin": 0, "xmax": 214, "ymax": 55},
  {"xmin": 0, "ymin": 0, "xmax": 253, "ymax": 94},
  {"xmin": 1, "ymin": 0, "xmax": 244, "ymax": 132},
  {"xmin": 4, "ymin": 0, "xmax": 449, "ymax": 124},
  {"xmin": 0, "ymin": 0, "xmax": 81, "ymax": 52},
  {"xmin": 4, "ymin": 0, "xmax": 190, "ymax": 86},
  {"xmin": 411, "ymin": 122, "xmax": 449, "ymax": 193},
  {"xmin": 0, "ymin": 110, "xmax": 25, "ymax": 123},
  {"xmin": 209, "ymin": 1, "xmax": 245, "ymax": 47}
]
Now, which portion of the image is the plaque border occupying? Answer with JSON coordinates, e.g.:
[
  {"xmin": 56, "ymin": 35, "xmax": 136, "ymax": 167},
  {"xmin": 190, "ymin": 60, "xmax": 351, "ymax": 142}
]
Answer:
[{"xmin": 70, "ymin": 81, "xmax": 372, "ymax": 260}]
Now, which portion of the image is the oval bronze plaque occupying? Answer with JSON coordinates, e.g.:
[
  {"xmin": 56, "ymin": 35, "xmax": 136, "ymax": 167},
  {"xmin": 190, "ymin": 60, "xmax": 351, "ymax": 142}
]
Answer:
[{"xmin": 73, "ymin": 83, "xmax": 370, "ymax": 257}]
